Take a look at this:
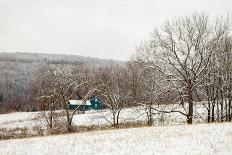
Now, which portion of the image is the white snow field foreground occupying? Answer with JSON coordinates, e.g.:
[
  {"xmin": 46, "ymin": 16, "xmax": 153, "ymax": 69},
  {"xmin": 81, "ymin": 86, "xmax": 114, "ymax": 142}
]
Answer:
[{"xmin": 1, "ymin": 123, "xmax": 232, "ymax": 155}]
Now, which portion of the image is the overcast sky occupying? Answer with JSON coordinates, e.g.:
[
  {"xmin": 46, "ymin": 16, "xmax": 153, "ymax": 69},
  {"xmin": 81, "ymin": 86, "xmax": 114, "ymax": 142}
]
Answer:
[{"xmin": 0, "ymin": 0, "xmax": 231, "ymax": 60}]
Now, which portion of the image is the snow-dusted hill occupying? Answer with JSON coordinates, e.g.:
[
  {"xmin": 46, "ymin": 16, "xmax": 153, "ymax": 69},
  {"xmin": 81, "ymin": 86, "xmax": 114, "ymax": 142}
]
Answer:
[
  {"xmin": 0, "ymin": 52, "xmax": 125, "ymax": 113},
  {"xmin": 1, "ymin": 123, "xmax": 232, "ymax": 155}
]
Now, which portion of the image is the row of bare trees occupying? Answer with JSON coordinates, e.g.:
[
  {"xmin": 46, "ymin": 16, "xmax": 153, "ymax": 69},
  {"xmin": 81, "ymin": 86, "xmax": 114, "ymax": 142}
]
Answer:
[
  {"xmin": 204, "ymin": 37, "xmax": 232, "ymax": 122},
  {"xmin": 33, "ymin": 64, "xmax": 132, "ymax": 132}
]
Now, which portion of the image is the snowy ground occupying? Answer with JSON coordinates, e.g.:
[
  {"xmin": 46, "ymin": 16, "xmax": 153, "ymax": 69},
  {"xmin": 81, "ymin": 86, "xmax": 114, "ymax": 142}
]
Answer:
[
  {"xmin": 0, "ymin": 123, "xmax": 231, "ymax": 155},
  {"xmin": 0, "ymin": 112, "xmax": 41, "ymax": 129},
  {"xmin": 0, "ymin": 105, "xmax": 206, "ymax": 130}
]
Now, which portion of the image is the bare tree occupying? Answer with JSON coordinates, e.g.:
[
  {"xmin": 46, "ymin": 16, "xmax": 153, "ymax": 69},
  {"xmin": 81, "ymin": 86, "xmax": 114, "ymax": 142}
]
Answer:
[
  {"xmin": 34, "ymin": 65, "xmax": 58, "ymax": 129},
  {"xmin": 35, "ymin": 64, "xmax": 97, "ymax": 132},
  {"xmin": 97, "ymin": 66, "xmax": 131, "ymax": 127}
]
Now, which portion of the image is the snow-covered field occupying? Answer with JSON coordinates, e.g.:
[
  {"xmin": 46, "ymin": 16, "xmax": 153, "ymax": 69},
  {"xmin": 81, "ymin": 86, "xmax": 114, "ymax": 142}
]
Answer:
[
  {"xmin": 0, "ymin": 105, "xmax": 205, "ymax": 130},
  {"xmin": 0, "ymin": 112, "xmax": 42, "ymax": 129},
  {"xmin": 0, "ymin": 105, "xmax": 231, "ymax": 154},
  {"xmin": 1, "ymin": 123, "xmax": 232, "ymax": 155}
]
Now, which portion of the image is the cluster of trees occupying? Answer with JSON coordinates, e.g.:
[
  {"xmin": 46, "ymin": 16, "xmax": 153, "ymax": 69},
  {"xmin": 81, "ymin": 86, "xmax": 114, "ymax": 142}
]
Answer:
[
  {"xmin": 2, "ymin": 13, "xmax": 232, "ymax": 132},
  {"xmin": 205, "ymin": 35, "xmax": 232, "ymax": 122},
  {"xmin": 133, "ymin": 13, "xmax": 232, "ymax": 124}
]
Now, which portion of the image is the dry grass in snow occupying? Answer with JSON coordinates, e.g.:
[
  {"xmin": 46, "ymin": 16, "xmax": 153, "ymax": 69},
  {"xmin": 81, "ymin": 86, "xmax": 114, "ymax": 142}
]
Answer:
[{"xmin": 0, "ymin": 123, "xmax": 232, "ymax": 155}]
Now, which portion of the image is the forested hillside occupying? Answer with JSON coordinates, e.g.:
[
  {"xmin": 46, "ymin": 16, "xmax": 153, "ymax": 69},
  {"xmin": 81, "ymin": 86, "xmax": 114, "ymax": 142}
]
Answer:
[{"xmin": 0, "ymin": 52, "xmax": 124, "ymax": 113}]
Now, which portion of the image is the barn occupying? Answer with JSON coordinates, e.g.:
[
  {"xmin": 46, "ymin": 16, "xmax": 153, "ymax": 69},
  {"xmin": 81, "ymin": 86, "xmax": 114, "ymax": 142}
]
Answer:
[{"xmin": 69, "ymin": 96, "xmax": 106, "ymax": 110}]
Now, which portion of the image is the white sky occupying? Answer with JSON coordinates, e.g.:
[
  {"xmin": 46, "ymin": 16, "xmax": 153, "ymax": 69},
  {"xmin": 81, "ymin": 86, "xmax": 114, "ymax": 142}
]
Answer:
[{"xmin": 0, "ymin": 0, "xmax": 231, "ymax": 60}]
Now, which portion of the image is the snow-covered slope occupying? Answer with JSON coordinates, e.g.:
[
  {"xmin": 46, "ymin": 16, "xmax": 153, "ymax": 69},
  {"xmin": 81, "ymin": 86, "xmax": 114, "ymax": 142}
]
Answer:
[{"xmin": 1, "ymin": 123, "xmax": 231, "ymax": 155}]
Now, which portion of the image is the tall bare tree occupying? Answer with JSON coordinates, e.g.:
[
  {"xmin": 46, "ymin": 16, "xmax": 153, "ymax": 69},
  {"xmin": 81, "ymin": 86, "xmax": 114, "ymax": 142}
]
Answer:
[{"xmin": 97, "ymin": 66, "xmax": 131, "ymax": 127}]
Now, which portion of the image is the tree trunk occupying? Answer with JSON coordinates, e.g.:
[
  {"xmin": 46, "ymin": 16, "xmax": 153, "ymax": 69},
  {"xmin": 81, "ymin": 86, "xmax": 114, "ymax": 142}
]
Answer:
[
  {"xmin": 116, "ymin": 111, "xmax": 120, "ymax": 127},
  {"xmin": 66, "ymin": 110, "xmax": 72, "ymax": 132},
  {"xmin": 49, "ymin": 107, "xmax": 53, "ymax": 129},
  {"xmin": 206, "ymin": 82, "xmax": 211, "ymax": 123},
  {"xmin": 225, "ymin": 100, "xmax": 228, "ymax": 121},
  {"xmin": 148, "ymin": 107, "xmax": 153, "ymax": 126},
  {"xmin": 49, "ymin": 114, "xmax": 53, "ymax": 129},
  {"xmin": 216, "ymin": 100, "xmax": 219, "ymax": 121},
  {"xmin": 112, "ymin": 113, "xmax": 116, "ymax": 127},
  {"xmin": 220, "ymin": 87, "xmax": 224, "ymax": 122},
  {"xmin": 221, "ymin": 101, "xmax": 224, "ymax": 122},
  {"xmin": 229, "ymin": 99, "xmax": 232, "ymax": 121},
  {"xmin": 67, "ymin": 120, "xmax": 72, "ymax": 132},
  {"xmin": 212, "ymin": 101, "xmax": 215, "ymax": 122},
  {"xmin": 207, "ymin": 100, "xmax": 211, "ymax": 123},
  {"xmin": 187, "ymin": 89, "xmax": 193, "ymax": 124}
]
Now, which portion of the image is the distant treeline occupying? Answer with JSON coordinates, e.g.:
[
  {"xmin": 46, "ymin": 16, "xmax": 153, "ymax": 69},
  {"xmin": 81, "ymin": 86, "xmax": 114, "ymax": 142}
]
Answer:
[{"xmin": 0, "ymin": 52, "xmax": 124, "ymax": 113}]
